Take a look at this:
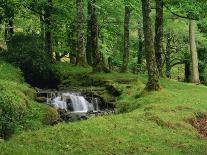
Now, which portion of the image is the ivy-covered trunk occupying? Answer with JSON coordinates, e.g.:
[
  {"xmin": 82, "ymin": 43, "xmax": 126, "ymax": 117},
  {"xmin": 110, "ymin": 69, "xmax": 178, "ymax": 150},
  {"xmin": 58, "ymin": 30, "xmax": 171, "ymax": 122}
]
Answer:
[
  {"xmin": 122, "ymin": 5, "xmax": 131, "ymax": 72},
  {"xmin": 4, "ymin": 1, "xmax": 14, "ymax": 44},
  {"xmin": 86, "ymin": 1, "xmax": 93, "ymax": 66},
  {"xmin": 155, "ymin": 0, "xmax": 163, "ymax": 76},
  {"xmin": 141, "ymin": 0, "xmax": 160, "ymax": 91},
  {"xmin": 90, "ymin": 0, "xmax": 109, "ymax": 72},
  {"xmin": 76, "ymin": 0, "xmax": 87, "ymax": 66}
]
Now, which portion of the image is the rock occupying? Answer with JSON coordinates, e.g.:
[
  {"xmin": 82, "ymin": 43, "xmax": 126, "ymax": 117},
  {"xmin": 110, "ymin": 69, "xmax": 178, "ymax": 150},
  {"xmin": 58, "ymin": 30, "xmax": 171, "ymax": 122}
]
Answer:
[
  {"xmin": 105, "ymin": 84, "xmax": 122, "ymax": 97},
  {"xmin": 36, "ymin": 97, "xmax": 47, "ymax": 103}
]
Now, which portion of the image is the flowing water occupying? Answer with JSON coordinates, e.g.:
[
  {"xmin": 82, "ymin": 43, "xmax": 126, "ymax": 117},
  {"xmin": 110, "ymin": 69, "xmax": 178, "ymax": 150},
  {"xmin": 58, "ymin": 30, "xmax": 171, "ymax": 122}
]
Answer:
[{"xmin": 48, "ymin": 92, "xmax": 100, "ymax": 113}]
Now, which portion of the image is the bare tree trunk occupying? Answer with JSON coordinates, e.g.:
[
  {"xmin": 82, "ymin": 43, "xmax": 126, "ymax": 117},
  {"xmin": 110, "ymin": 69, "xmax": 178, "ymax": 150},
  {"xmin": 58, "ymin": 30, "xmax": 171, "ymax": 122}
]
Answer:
[
  {"xmin": 165, "ymin": 32, "xmax": 171, "ymax": 78},
  {"xmin": 76, "ymin": 0, "xmax": 87, "ymax": 66},
  {"xmin": 122, "ymin": 5, "xmax": 131, "ymax": 72},
  {"xmin": 189, "ymin": 20, "xmax": 200, "ymax": 83},
  {"xmin": 141, "ymin": 0, "xmax": 160, "ymax": 91},
  {"xmin": 137, "ymin": 22, "xmax": 143, "ymax": 73},
  {"xmin": 184, "ymin": 60, "xmax": 191, "ymax": 82},
  {"xmin": 155, "ymin": 0, "xmax": 163, "ymax": 76}
]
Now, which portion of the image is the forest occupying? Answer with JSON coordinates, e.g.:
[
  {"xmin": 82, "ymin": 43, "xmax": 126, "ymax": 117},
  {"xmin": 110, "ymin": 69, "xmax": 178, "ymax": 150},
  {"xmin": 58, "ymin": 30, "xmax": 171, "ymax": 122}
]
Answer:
[{"xmin": 0, "ymin": 0, "xmax": 207, "ymax": 154}]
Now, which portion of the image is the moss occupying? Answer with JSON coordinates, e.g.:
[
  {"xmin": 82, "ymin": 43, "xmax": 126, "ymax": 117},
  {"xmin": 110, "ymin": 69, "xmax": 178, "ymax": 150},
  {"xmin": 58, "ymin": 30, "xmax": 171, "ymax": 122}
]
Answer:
[
  {"xmin": 42, "ymin": 107, "xmax": 60, "ymax": 125},
  {"xmin": 0, "ymin": 61, "xmax": 54, "ymax": 139}
]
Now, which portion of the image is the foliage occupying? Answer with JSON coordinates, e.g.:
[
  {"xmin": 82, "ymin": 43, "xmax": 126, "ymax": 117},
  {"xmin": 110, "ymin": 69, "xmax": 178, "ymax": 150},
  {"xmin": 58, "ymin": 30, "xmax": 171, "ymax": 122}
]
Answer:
[
  {"xmin": 0, "ymin": 60, "xmax": 58, "ymax": 139},
  {"xmin": 5, "ymin": 34, "xmax": 58, "ymax": 88}
]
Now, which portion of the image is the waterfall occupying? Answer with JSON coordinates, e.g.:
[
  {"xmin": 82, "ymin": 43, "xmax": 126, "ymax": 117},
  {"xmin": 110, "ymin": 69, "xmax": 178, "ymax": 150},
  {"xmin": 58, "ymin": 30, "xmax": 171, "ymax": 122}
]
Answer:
[{"xmin": 50, "ymin": 93, "xmax": 100, "ymax": 113}]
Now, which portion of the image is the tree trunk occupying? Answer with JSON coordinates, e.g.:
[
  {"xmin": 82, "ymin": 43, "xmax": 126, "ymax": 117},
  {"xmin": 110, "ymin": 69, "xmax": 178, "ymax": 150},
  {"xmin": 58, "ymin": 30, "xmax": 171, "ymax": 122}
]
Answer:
[
  {"xmin": 122, "ymin": 5, "xmax": 131, "ymax": 72},
  {"xmin": 189, "ymin": 20, "xmax": 200, "ymax": 83},
  {"xmin": 67, "ymin": 23, "xmax": 77, "ymax": 64},
  {"xmin": 155, "ymin": 0, "xmax": 163, "ymax": 76},
  {"xmin": 184, "ymin": 60, "xmax": 191, "ymax": 82},
  {"xmin": 141, "ymin": 0, "xmax": 160, "ymax": 91},
  {"xmin": 90, "ymin": 0, "xmax": 109, "ymax": 72},
  {"xmin": 165, "ymin": 32, "xmax": 171, "ymax": 78},
  {"xmin": 4, "ymin": 2, "xmax": 14, "ymax": 43},
  {"xmin": 76, "ymin": 0, "xmax": 87, "ymax": 66},
  {"xmin": 40, "ymin": 14, "xmax": 45, "ymax": 48},
  {"xmin": 137, "ymin": 22, "xmax": 143, "ymax": 73},
  {"xmin": 86, "ymin": 1, "xmax": 93, "ymax": 65},
  {"xmin": 45, "ymin": 0, "xmax": 53, "ymax": 62}
]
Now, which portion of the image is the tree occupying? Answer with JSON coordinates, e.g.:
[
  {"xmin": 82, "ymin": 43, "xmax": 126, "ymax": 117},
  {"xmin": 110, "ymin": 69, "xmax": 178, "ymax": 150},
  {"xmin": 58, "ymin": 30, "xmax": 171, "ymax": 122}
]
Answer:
[
  {"xmin": 189, "ymin": 20, "xmax": 200, "ymax": 83},
  {"xmin": 86, "ymin": 0, "xmax": 93, "ymax": 65},
  {"xmin": 165, "ymin": 32, "xmax": 171, "ymax": 78},
  {"xmin": 76, "ymin": 0, "xmax": 87, "ymax": 66},
  {"xmin": 141, "ymin": 0, "xmax": 160, "ymax": 91},
  {"xmin": 155, "ymin": 0, "xmax": 163, "ymax": 76},
  {"xmin": 45, "ymin": 0, "xmax": 53, "ymax": 62},
  {"xmin": 122, "ymin": 4, "xmax": 131, "ymax": 72},
  {"xmin": 90, "ymin": 0, "xmax": 108, "ymax": 72}
]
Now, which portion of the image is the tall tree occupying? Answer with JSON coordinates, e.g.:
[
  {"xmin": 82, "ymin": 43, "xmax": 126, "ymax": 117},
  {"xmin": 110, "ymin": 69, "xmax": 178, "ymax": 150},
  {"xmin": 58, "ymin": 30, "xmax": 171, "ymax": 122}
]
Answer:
[
  {"xmin": 76, "ymin": 0, "xmax": 87, "ymax": 66},
  {"xmin": 122, "ymin": 4, "xmax": 131, "ymax": 72},
  {"xmin": 189, "ymin": 20, "xmax": 200, "ymax": 83},
  {"xmin": 137, "ymin": 21, "xmax": 143, "ymax": 73},
  {"xmin": 165, "ymin": 32, "xmax": 171, "ymax": 78},
  {"xmin": 90, "ymin": 0, "xmax": 108, "ymax": 72},
  {"xmin": 155, "ymin": 0, "xmax": 163, "ymax": 76},
  {"xmin": 45, "ymin": 0, "xmax": 53, "ymax": 62},
  {"xmin": 86, "ymin": 0, "xmax": 93, "ymax": 65},
  {"xmin": 141, "ymin": 0, "xmax": 160, "ymax": 91},
  {"xmin": 2, "ymin": 0, "xmax": 14, "ymax": 43}
]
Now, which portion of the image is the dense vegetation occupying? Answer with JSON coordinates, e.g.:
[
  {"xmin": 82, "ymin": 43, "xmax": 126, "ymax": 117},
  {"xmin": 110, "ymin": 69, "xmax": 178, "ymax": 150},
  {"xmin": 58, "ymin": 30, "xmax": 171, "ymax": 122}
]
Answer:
[{"xmin": 0, "ymin": 0, "xmax": 207, "ymax": 154}]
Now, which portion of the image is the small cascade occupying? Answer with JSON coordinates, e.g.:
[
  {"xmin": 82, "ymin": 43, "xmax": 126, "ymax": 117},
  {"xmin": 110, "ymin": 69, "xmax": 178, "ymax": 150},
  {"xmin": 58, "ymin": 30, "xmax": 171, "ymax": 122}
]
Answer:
[{"xmin": 48, "ymin": 92, "xmax": 100, "ymax": 113}]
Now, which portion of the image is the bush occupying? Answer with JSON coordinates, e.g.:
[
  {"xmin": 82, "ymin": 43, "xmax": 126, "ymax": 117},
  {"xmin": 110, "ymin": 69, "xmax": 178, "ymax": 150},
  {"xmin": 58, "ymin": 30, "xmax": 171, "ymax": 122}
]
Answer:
[
  {"xmin": 0, "ymin": 88, "xmax": 28, "ymax": 139},
  {"xmin": 6, "ymin": 34, "xmax": 59, "ymax": 88},
  {"xmin": 42, "ymin": 107, "xmax": 60, "ymax": 125}
]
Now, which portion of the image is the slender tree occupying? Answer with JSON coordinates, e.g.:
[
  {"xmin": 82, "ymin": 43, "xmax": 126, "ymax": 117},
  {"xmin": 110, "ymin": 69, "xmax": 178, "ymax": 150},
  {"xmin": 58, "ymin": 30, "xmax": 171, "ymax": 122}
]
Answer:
[
  {"xmin": 45, "ymin": 0, "xmax": 53, "ymax": 62},
  {"xmin": 137, "ymin": 21, "xmax": 143, "ymax": 73},
  {"xmin": 165, "ymin": 32, "xmax": 171, "ymax": 78},
  {"xmin": 86, "ymin": 0, "xmax": 93, "ymax": 65},
  {"xmin": 90, "ymin": 0, "xmax": 108, "ymax": 72},
  {"xmin": 189, "ymin": 20, "xmax": 200, "ymax": 83},
  {"xmin": 141, "ymin": 0, "xmax": 160, "ymax": 91},
  {"xmin": 4, "ymin": 1, "xmax": 14, "ymax": 43},
  {"xmin": 155, "ymin": 0, "xmax": 163, "ymax": 76},
  {"xmin": 76, "ymin": 0, "xmax": 87, "ymax": 66},
  {"xmin": 122, "ymin": 4, "xmax": 131, "ymax": 72}
]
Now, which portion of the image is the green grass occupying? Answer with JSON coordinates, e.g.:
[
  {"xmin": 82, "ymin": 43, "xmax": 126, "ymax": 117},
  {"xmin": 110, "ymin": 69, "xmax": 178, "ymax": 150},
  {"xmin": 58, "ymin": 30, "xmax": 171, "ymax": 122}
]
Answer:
[
  {"xmin": 0, "ymin": 60, "xmax": 57, "ymax": 139},
  {"xmin": 0, "ymin": 73, "xmax": 207, "ymax": 154},
  {"xmin": 53, "ymin": 62, "xmax": 92, "ymax": 77}
]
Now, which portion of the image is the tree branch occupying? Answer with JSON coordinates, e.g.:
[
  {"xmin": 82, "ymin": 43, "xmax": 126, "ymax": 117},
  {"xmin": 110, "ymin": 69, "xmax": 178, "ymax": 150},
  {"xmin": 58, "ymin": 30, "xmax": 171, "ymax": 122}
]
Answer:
[
  {"xmin": 22, "ymin": 4, "xmax": 44, "ymax": 16},
  {"xmin": 164, "ymin": 4, "xmax": 198, "ymax": 20}
]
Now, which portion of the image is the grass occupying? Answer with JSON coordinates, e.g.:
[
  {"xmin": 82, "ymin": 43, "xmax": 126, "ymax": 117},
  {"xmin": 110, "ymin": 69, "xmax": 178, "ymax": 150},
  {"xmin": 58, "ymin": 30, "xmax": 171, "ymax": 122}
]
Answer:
[
  {"xmin": 0, "ymin": 60, "xmax": 57, "ymax": 139},
  {"xmin": 0, "ymin": 66, "xmax": 207, "ymax": 154}
]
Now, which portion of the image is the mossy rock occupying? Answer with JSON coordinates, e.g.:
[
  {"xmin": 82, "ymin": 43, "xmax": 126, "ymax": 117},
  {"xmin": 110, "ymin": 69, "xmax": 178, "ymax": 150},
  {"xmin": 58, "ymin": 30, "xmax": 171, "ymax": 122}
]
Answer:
[{"xmin": 42, "ymin": 107, "xmax": 60, "ymax": 125}]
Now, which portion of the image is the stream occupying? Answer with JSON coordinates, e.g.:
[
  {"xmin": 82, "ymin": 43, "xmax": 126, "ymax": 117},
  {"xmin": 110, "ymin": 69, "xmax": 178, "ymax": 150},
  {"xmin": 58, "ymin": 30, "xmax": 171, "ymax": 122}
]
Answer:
[{"xmin": 37, "ymin": 90, "xmax": 115, "ymax": 121}]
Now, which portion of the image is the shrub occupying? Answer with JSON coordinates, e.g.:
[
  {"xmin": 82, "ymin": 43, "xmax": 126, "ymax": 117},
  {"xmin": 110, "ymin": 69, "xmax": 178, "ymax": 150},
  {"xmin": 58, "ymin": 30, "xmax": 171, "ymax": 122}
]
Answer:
[
  {"xmin": 0, "ymin": 88, "xmax": 28, "ymax": 139},
  {"xmin": 42, "ymin": 107, "xmax": 59, "ymax": 125},
  {"xmin": 6, "ymin": 34, "xmax": 59, "ymax": 88}
]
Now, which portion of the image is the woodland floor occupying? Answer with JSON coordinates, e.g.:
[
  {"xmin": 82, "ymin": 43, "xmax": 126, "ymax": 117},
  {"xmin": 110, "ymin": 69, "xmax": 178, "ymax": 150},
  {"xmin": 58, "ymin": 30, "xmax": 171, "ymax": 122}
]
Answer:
[{"xmin": 0, "ymin": 62, "xmax": 207, "ymax": 155}]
